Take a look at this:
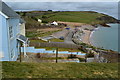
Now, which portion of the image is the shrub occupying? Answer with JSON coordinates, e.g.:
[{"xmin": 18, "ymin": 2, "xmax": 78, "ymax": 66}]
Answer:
[
  {"xmin": 86, "ymin": 52, "xmax": 94, "ymax": 58},
  {"xmin": 80, "ymin": 43, "xmax": 87, "ymax": 46},
  {"xmin": 78, "ymin": 58, "xmax": 86, "ymax": 62},
  {"xmin": 36, "ymin": 53, "xmax": 41, "ymax": 58},
  {"xmin": 68, "ymin": 54, "xmax": 77, "ymax": 59},
  {"xmin": 42, "ymin": 15, "xmax": 48, "ymax": 18},
  {"xmin": 22, "ymin": 12, "xmax": 26, "ymax": 16},
  {"xmin": 31, "ymin": 16, "xmax": 38, "ymax": 21},
  {"xmin": 42, "ymin": 20, "xmax": 49, "ymax": 23}
]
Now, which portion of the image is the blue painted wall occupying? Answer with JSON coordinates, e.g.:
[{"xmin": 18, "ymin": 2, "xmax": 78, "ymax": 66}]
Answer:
[
  {"xmin": 0, "ymin": 14, "xmax": 20, "ymax": 61},
  {"xmin": 0, "ymin": 14, "xmax": 9, "ymax": 61},
  {"xmin": 8, "ymin": 18, "xmax": 20, "ymax": 61}
]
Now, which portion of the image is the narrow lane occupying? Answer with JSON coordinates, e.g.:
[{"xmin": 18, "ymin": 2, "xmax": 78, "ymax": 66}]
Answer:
[{"xmin": 64, "ymin": 30, "xmax": 75, "ymax": 44}]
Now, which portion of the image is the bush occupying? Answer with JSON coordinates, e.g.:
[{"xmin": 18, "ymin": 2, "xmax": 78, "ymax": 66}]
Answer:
[
  {"xmin": 36, "ymin": 53, "xmax": 41, "ymax": 58},
  {"xmin": 80, "ymin": 43, "xmax": 87, "ymax": 46},
  {"xmin": 31, "ymin": 16, "xmax": 38, "ymax": 21},
  {"xmin": 78, "ymin": 58, "xmax": 86, "ymax": 62},
  {"xmin": 42, "ymin": 20, "xmax": 49, "ymax": 23},
  {"xmin": 68, "ymin": 54, "xmax": 77, "ymax": 59},
  {"xmin": 42, "ymin": 15, "xmax": 48, "ymax": 18},
  {"xmin": 22, "ymin": 12, "xmax": 26, "ymax": 16},
  {"xmin": 86, "ymin": 52, "xmax": 94, "ymax": 58}
]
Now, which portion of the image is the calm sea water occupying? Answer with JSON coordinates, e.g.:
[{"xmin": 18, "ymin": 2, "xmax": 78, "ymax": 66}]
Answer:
[
  {"xmin": 6, "ymin": 2, "xmax": 119, "ymax": 52},
  {"xmin": 90, "ymin": 24, "xmax": 119, "ymax": 52}
]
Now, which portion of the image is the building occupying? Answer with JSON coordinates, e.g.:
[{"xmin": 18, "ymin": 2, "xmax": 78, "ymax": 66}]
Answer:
[
  {"xmin": 19, "ymin": 19, "xmax": 26, "ymax": 36},
  {"xmin": 0, "ymin": 1, "xmax": 28, "ymax": 61},
  {"xmin": 38, "ymin": 19, "xmax": 42, "ymax": 23},
  {"xmin": 51, "ymin": 21, "xmax": 58, "ymax": 26}
]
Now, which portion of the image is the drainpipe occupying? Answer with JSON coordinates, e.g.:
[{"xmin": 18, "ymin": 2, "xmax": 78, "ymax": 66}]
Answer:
[{"xmin": 19, "ymin": 42, "xmax": 22, "ymax": 62}]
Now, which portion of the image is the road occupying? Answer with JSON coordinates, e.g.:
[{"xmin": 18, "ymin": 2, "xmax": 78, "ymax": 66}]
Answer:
[
  {"xmin": 64, "ymin": 30, "xmax": 75, "ymax": 44},
  {"xmin": 40, "ymin": 28, "xmax": 76, "ymax": 44}
]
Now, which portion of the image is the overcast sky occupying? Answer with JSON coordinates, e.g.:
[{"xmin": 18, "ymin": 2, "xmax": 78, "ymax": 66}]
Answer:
[{"xmin": 2, "ymin": 0, "xmax": 119, "ymax": 2}]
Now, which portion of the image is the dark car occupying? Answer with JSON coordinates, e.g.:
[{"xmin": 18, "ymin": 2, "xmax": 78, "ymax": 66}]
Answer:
[{"xmin": 59, "ymin": 36, "xmax": 64, "ymax": 40}]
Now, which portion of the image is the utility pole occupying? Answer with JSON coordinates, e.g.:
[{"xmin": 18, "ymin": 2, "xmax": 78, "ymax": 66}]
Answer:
[{"xmin": 56, "ymin": 48, "xmax": 58, "ymax": 63}]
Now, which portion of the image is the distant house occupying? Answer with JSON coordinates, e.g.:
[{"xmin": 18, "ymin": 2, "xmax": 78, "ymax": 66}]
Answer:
[
  {"xmin": 0, "ymin": 1, "xmax": 28, "ymax": 61},
  {"xmin": 51, "ymin": 21, "xmax": 58, "ymax": 26},
  {"xmin": 38, "ymin": 19, "xmax": 42, "ymax": 23}
]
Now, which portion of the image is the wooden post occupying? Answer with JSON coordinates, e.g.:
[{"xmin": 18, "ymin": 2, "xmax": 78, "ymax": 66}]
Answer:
[{"xmin": 56, "ymin": 48, "xmax": 58, "ymax": 63}]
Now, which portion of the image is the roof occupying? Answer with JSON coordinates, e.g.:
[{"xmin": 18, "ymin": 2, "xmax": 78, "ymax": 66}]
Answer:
[
  {"xmin": 20, "ymin": 18, "xmax": 26, "ymax": 24},
  {"xmin": 17, "ymin": 34, "xmax": 28, "ymax": 44},
  {"xmin": 0, "ymin": 1, "xmax": 20, "ymax": 18}
]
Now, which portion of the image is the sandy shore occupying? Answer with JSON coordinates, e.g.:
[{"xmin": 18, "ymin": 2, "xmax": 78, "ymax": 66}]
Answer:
[
  {"xmin": 77, "ymin": 25, "xmax": 95, "ymax": 45},
  {"xmin": 57, "ymin": 21, "xmax": 95, "ymax": 45},
  {"xmin": 81, "ymin": 30, "xmax": 91, "ymax": 44}
]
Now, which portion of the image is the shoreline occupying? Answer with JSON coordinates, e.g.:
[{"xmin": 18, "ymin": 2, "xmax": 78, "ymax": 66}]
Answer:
[
  {"xmin": 89, "ymin": 27, "xmax": 100, "ymax": 46},
  {"xmin": 77, "ymin": 24, "xmax": 96, "ymax": 45},
  {"xmin": 81, "ymin": 30, "xmax": 91, "ymax": 45},
  {"xmin": 81, "ymin": 23, "xmax": 119, "ymax": 52}
]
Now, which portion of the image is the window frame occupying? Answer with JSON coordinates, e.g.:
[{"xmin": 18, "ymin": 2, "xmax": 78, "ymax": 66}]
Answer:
[{"xmin": 9, "ymin": 26, "xmax": 14, "ymax": 39}]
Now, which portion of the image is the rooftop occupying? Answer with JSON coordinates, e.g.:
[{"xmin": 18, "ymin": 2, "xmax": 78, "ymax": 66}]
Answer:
[{"xmin": 0, "ymin": 1, "xmax": 20, "ymax": 18}]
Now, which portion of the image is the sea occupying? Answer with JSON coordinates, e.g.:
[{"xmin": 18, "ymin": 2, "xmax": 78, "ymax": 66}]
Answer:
[
  {"xmin": 90, "ymin": 24, "xmax": 119, "ymax": 52},
  {"xmin": 6, "ymin": 2, "xmax": 119, "ymax": 52}
]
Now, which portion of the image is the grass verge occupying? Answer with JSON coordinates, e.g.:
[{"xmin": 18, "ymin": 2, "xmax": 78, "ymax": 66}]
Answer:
[{"xmin": 2, "ymin": 62, "xmax": 118, "ymax": 78}]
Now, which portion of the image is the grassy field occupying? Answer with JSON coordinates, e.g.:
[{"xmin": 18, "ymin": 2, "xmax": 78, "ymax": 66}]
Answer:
[
  {"xmin": 41, "ymin": 11, "xmax": 105, "ymax": 24},
  {"xmin": 2, "ymin": 62, "xmax": 118, "ymax": 78},
  {"xmin": 30, "ymin": 39, "xmax": 48, "ymax": 43},
  {"xmin": 26, "ymin": 29, "xmax": 61, "ymax": 38}
]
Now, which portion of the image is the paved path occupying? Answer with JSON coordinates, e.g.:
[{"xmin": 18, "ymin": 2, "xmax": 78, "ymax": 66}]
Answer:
[
  {"xmin": 40, "ymin": 28, "xmax": 76, "ymax": 44},
  {"xmin": 52, "ymin": 29, "xmax": 69, "ymax": 38},
  {"xmin": 64, "ymin": 30, "xmax": 75, "ymax": 44}
]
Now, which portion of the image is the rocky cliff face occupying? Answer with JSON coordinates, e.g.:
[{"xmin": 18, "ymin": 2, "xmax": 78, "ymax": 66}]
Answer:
[
  {"xmin": 94, "ymin": 50, "xmax": 120, "ymax": 63},
  {"xmin": 96, "ymin": 15, "xmax": 120, "ymax": 24}
]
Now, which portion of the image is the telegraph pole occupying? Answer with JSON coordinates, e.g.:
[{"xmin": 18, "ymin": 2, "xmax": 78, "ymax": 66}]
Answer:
[{"xmin": 56, "ymin": 48, "xmax": 58, "ymax": 63}]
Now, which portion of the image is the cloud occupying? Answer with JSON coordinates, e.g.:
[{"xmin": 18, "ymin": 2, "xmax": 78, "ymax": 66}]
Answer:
[{"xmin": 2, "ymin": 0, "xmax": 119, "ymax": 2}]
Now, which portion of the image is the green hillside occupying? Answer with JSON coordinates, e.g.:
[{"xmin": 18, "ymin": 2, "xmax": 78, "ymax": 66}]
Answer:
[
  {"xmin": 18, "ymin": 11, "xmax": 118, "ymax": 29},
  {"xmin": 41, "ymin": 11, "xmax": 106, "ymax": 24}
]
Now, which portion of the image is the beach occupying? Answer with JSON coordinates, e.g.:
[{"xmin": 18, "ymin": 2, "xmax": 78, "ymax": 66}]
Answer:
[
  {"xmin": 77, "ymin": 24, "xmax": 95, "ymax": 45},
  {"xmin": 81, "ymin": 30, "xmax": 91, "ymax": 45},
  {"xmin": 57, "ymin": 21, "xmax": 95, "ymax": 45}
]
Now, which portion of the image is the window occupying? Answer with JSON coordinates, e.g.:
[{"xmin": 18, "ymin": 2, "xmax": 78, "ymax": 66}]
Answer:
[
  {"xmin": 11, "ymin": 49, "xmax": 15, "ymax": 59},
  {"xmin": 9, "ymin": 26, "xmax": 13, "ymax": 38}
]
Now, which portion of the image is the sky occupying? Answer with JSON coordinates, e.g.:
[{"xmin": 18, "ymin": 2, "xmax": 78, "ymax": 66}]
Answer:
[
  {"xmin": 2, "ymin": 0, "xmax": 120, "ymax": 2},
  {"xmin": 1, "ymin": 0, "xmax": 118, "ymax": 19}
]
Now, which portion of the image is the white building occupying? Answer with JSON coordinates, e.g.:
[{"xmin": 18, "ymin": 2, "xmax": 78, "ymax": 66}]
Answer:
[
  {"xmin": 51, "ymin": 21, "xmax": 58, "ymax": 26},
  {"xmin": 0, "ymin": 1, "xmax": 28, "ymax": 61},
  {"xmin": 38, "ymin": 19, "xmax": 42, "ymax": 23}
]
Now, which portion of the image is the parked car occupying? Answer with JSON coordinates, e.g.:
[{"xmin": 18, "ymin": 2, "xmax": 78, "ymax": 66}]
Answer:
[{"xmin": 59, "ymin": 36, "xmax": 64, "ymax": 40}]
